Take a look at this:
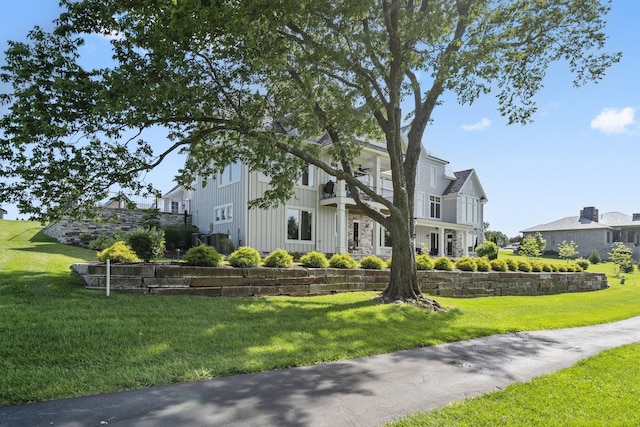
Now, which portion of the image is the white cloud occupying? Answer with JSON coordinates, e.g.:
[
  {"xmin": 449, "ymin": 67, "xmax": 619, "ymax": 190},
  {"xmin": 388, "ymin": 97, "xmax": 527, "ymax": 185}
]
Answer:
[
  {"xmin": 461, "ymin": 117, "xmax": 491, "ymax": 131},
  {"xmin": 590, "ymin": 107, "xmax": 636, "ymax": 134}
]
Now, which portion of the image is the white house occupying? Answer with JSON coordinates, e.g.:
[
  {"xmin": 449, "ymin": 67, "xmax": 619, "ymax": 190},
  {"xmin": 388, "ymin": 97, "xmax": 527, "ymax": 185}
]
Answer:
[{"xmin": 188, "ymin": 132, "xmax": 487, "ymax": 258}]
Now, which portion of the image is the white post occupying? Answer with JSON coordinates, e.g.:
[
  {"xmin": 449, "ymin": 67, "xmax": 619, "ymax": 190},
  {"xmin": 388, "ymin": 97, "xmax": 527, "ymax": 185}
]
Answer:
[{"xmin": 106, "ymin": 258, "xmax": 111, "ymax": 297}]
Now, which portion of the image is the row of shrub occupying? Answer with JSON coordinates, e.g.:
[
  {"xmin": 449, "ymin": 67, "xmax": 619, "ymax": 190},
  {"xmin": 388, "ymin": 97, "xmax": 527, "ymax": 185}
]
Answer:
[{"xmin": 97, "ymin": 242, "xmax": 589, "ymax": 273}]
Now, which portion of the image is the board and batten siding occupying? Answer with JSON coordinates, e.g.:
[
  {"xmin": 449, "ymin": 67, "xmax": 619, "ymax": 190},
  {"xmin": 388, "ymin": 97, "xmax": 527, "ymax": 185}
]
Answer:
[{"xmin": 190, "ymin": 164, "xmax": 247, "ymax": 248}]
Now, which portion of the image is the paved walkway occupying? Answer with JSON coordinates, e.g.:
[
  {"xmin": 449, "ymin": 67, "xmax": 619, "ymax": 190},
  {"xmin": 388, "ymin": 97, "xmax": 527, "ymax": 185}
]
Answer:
[{"xmin": 2, "ymin": 316, "xmax": 640, "ymax": 427}]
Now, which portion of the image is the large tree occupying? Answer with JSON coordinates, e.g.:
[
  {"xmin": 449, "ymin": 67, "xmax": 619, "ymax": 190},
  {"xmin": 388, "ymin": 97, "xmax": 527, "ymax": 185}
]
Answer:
[{"xmin": 0, "ymin": 0, "xmax": 619, "ymax": 302}]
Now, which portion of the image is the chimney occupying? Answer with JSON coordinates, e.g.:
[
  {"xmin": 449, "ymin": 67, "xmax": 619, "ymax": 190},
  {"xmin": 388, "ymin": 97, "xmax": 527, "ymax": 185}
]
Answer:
[{"xmin": 580, "ymin": 206, "xmax": 599, "ymax": 222}]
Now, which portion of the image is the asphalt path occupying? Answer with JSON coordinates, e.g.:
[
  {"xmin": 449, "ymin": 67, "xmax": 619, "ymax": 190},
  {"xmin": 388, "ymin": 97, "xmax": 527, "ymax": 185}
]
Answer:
[{"xmin": 2, "ymin": 315, "xmax": 640, "ymax": 427}]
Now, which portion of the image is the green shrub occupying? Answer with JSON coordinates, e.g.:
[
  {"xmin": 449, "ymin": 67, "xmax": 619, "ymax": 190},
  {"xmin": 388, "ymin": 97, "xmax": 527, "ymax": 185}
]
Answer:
[
  {"xmin": 530, "ymin": 260, "xmax": 543, "ymax": 272},
  {"xmin": 490, "ymin": 259, "xmax": 508, "ymax": 272},
  {"xmin": 359, "ymin": 255, "xmax": 386, "ymax": 270},
  {"xmin": 299, "ymin": 251, "xmax": 329, "ymax": 268},
  {"xmin": 476, "ymin": 241, "xmax": 499, "ymax": 260},
  {"xmin": 126, "ymin": 228, "xmax": 165, "ymax": 262},
  {"xmin": 550, "ymin": 263, "xmax": 560, "ymax": 272},
  {"xmin": 162, "ymin": 225, "xmax": 196, "ymax": 250},
  {"xmin": 518, "ymin": 260, "xmax": 532, "ymax": 272},
  {"xmin": 557, "ymin": 264, "xmax": 567, "ymax": 272},
  {"xmin": 79, "ymin": 233, "xmax": 92, "ymax": 243},
  {"xmin": 329, "ymin": 253, "xmax": 358, "ymax": 269},
  {"xmin": 575, "ymin": 257, "xmax": 590, "ymax": 271},
  {"xmin": 96, "ymin": 241, "xmax": 140, "ymax": 263},
  {"xmin": 385, "ymin": 258, "xmax": 393, "ymax": 268},
  {"xmin": 228, "ymin": 247, "xmax": 261, "ymax": 268},
  {"xmin": 434, "ymin": 257, "xmax": 454, "ymax": 271},
  {"xmin": 89, "ymin": 232, "xmax": 117, "ymax": 251},
  {"xmin": 589, "ymin": 249, "xmax": 602, "ymax": 264},
  {"xmin": 183, "ymin": 245, "xmax": 223, "ymax": 267},
  {"xmin": 475, "ymin": 257, "xmax": 491, "ymax": 272},
  {"xmin": 506, "ymin": 258, "xmax": 518, "ymax": 271},
  {"xmin": 415, "ymin": 254, "xmax": 434, "ymax": 270},
  {"xmin": 542, "ymin": 263, "xmax": 553, "ymax": 272},
  {"xmin": 455, "ymin": 257, "xmax": 477, "ymax": 271},
  {"xmin": 263, "ymin": 249, "xmax": 294, "ymax": 268}
]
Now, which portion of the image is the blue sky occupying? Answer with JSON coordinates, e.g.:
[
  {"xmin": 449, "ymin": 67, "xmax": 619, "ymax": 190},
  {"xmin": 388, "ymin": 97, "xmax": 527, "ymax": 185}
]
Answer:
[{"xmin": 1, "ymin": 2, "xmax": 638, "ymax": 238}]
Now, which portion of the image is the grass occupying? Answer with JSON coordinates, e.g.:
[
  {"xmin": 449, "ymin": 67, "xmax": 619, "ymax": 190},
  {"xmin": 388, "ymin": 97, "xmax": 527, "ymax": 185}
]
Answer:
[
  {"xmin": 390, "ymin": 344, "xmax": 640, "ymax": 426},
  {"xmin": 2, "ymin": 220, "xmax": 640, "ymax": 408}
]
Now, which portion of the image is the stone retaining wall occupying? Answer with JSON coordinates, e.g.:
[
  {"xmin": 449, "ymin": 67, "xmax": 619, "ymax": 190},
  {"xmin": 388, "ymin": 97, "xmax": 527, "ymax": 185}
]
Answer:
[
  {"xmin": 72, "ymin": 263, "xmax": 609, "ymax": 298},
  {"xmin": 44, "ymin": 209, "xmax": 192, "ymax": 246}
]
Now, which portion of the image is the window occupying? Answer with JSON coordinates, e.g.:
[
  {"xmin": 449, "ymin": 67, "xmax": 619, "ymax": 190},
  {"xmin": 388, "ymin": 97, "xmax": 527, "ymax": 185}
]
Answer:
[
  {"xmin": 429, "ymin": 195, "xmax": 441, "ymax": 219},
  {"xmin": 430, "ymin": 165, "xmax": 437, "ymax": 188},
  {"xmin": 380, "ymin": 226, "xmax": 392, "ymax": 247},
  {"xmin": 214, "ymin": 204, "xmax": 233, "ymax": 224},
  {"xmin": 219, "ymin": 161, "xmax": 241, "ymax": 186},
  {"xmin": 171, "ymin": 201, "xmax": 179, "ymax": 214},
  {"xmin": 287, "ymin": 208, "xmax": 313, "ymax": 241},
  {"xmin": 462, "ymin": 196, "xmax": 479, "ymax": 223},
  {"xmin": 299, "ymin": 164, "xmax": 314, "ymax": 187},
  {"xmin": 416, "ymin": 192, "xmax": 425, "ymax": 218}
]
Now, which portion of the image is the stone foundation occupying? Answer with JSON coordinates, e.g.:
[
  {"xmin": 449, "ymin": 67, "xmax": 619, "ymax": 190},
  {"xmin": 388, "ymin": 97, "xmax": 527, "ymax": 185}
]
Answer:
[{"xmin": 72, "ymin": 263, "xmax": 609, "ymax": 298}]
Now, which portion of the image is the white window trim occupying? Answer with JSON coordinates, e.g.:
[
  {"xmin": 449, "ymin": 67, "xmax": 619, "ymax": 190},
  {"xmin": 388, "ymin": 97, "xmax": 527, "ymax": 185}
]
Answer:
[
  {"xmin": 218, "ymin": 162, "xmax": 241, "ymax": 187},
  {"xmin": 430, "ymin": 165, "xmax": 437, "ymax": 188},
  {"xmin": 296, "ymin": 164, "xmax": 315, "ymax": 188},
  {"xmin": 214, "ymin": 203, "xmax": 233, "ymax": 224},
  {"xmin": 429, "ymin": 194, "xmax": 442, "ymax": 219},
  {"xmin": 285, "ymin": 206, "xmax": 315, "ymax": 243}
]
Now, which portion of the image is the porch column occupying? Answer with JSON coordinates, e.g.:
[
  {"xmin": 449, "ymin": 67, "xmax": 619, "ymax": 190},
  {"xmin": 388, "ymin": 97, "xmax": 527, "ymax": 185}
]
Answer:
[
  {"xmin": 439, "ymin": 228, "xmax": 445, "ymax": 257},
  {"xmin": 463, "ymin": 231, "xmax": 469, "ymax": 257},
  {"xmin": 336, "ymin": 202, "xmax": 348, "ymax": 254}
]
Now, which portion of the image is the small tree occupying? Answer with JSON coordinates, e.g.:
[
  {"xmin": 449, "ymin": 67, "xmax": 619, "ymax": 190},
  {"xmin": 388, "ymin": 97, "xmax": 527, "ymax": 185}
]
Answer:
[
  {"xmin": 589, "ymin": 249, "xmax": 602, "ymax": 265},
  {"xmin": 558, "ymin": 240, "xmax": 579, "ymax": 262},
  {"xmin": 518, "ymin": 233, "xmax": 546, "ymax": 260},
  {"xmin": 609, "ymin": 242, "xmax": 634, "ymax": 277},
  {"xmin": 476, "ymin": 241, "xmax": 499, "ymax": 260}
]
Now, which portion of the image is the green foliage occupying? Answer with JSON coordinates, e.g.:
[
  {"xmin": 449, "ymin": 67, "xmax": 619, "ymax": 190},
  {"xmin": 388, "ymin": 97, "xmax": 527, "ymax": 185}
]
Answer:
[
  {"xmin": 476, "ymin": 241, "xmax": 499, "ymax": 260},
  {"xmin": 506, "ymin": 258, "xmax": 519, "ymax": 271},
  {"xmin": 484, "ymin": 229, "xmax": 509, "ymax": 248},
  {"xmin": 518, "ymin": 260, "xmax": 532, "ymax": 272},
  {"xmin": 359, "ymin": 255, "xmax": 386, "ymax": 270},
  {"xmin": 89, "ymin": 232, "xmax": 117, "ymax": 251},
  {"xmin": 575, "ymin": 258, "xmax": 590, "ymax": 271},
  {"xmin": 490, "ymin": 259, "xmax": 508, "ymax": 272},
  {"xmin": 328, "ymin": 253, "xmax": 358, "ymax": 269},
  {"xmin": 228, "ymin": 247, "xmax": 261, "ymax": 268},
  {"xmin": 519, "ymin": 233, "xmax": 546, "ymax": 259},
  {"xmin": 79, "ymin": 233, "xmax": 92, "ymax": 243},
  {"xmin": 125, "ymin": 228, "xmax": 165, "ymax": 262},
  {"xmin": 455, "ymin": 257, "xmax": 477, "ymax": 272},
  {"xmin": 589, "ymin": 249, "xmax": 602, "ymax": 265},
  {"xmin": 557, "ymin": 264, "xmax": 568, "ymax": 272},
  {"xmin": 530, "ymin": 260, "xmax": 543, "ymax": 272},
  {"xmin": 475, "ymin": 257, "xmax": 491, "ymax": 272},
  {"xmin": 542, "ymin": 263, "xmax": 554, "ymax": 272},
  {"xmin": 140, "ymin": 208, "xmax": 161, "ymax": 229},
  {"xmin": 96, "ymin": 241, "xmax": 140, "ymax": 263},
  {"xmin": 558, "ymin": 240, "xmax": 579, "ymax": 261},
  {"xmin": 263, "ymin": 249, "xmax": 294, "ymax": 268},
  {"xmin": 182, "ymin": 245, "xmax": 223, "ymax": 267},
  {"xmin": 299, "ymin": 251, "xmax": 329, "ymax": 268},
  {"xmin": 433, "ymin": 257, "xmax": 454, "ymax": 271},
  {"xmin": 609, "ymin": 242, "xmax": 634, "ymax": 276},
  {"xmin": 415, "ymin": 254, "xmax": 434, "ymax": 271},
  {"xmin": 162, "ymin": 225, "xmax": 196, "ymax": 250}
]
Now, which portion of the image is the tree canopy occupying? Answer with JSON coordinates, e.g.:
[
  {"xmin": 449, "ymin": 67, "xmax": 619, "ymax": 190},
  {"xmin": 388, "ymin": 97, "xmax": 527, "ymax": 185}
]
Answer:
[{"xmin": 0, "ymin": 0, "xmax": 620, "ymax": 300}]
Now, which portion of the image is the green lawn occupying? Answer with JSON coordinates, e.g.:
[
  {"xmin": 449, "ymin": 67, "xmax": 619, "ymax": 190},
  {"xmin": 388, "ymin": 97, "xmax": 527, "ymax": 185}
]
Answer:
[{"xmin": 2, "ymin": 220, "xmax": 640, "ymax": 409}]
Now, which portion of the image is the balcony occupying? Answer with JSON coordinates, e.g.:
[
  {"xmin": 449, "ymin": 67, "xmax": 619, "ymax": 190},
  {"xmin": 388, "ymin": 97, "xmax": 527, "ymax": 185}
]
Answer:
[{"xmin": 320, "ymin": 180, "xmax": 393, "ymax": 212}]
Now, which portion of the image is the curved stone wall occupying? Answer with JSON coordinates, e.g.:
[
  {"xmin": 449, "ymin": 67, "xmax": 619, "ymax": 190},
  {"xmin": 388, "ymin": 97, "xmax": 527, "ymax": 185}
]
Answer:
[{"xmin": 72, "ymin": 263, "xmax": 609, "ymax": 298}]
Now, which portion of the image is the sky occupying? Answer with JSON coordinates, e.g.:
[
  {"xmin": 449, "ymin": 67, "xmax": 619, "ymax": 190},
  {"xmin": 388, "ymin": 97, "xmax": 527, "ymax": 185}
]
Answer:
[{"xmin": 1, "ymin": 2, "xmax": 638, "ymax": 238}]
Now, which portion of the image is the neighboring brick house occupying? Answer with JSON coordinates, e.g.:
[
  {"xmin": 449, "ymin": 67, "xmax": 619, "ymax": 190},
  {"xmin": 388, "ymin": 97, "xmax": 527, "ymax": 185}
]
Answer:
[
  {"xmin": 522, "ymin": 206, "xmax": 640, "ymax": 260},
  {"xmin": 189, "ymin": 131, "xmax": 487, "ymax": 258}
]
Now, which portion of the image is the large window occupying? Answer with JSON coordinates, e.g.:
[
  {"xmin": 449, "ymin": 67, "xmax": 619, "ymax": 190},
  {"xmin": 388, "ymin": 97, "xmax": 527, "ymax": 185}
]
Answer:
[
  {"xmin": 380, "ymin": 226, "xmax": 392, "ymax": 247},
  {"xmin": 416, "ymin": 191, "xmax": 426, "ymax": 218},
  {"xmin": 462, "ymin": 196, "xmax": 479, "ymax": 223},
  {"xmin": 299, "ymin": 164, "xmax": 314, "ymax": 187},
  {"xmin": 219, "ymin": 161, "xmax": 241, "ymax": 186},
  {"xmin": 214, "ymin": 204, "xmax": 233, "ymax": 224},
  {"xmin": 429, "ymin": 195, "xmax": 441, "ymax": 219},
  {"xmin": 287, "ymin": 208, "xmax": 313, "ymax": 241}
]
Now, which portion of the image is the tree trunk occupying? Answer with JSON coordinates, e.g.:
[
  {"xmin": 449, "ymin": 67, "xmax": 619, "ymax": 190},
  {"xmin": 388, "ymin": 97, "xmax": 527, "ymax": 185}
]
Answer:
[{"xmin": 382, "ymin": 212, "xmax": 421, "ymax": 301}]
